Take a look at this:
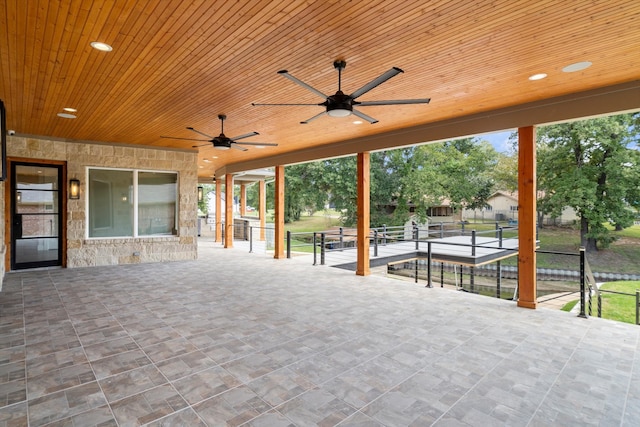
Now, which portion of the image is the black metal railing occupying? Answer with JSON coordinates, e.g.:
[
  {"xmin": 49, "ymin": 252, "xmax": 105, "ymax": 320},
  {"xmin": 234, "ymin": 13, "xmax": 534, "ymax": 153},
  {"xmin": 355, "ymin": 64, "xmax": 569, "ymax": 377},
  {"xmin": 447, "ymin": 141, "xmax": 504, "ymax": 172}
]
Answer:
[{"xmin": 240, "ymin": 222, "xmax": 639, "ymax": 324}]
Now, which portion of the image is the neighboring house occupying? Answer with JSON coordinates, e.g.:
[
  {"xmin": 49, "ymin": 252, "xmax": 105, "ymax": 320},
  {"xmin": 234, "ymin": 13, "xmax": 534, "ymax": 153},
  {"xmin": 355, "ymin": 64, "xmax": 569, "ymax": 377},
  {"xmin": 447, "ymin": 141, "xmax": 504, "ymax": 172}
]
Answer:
[
  {"xmin": 463, "ymin": 191, "xmax": 578, "ymax": 225},
  {"xmin": 424, "ymin": 199, "xmax": 461, "ymax": 224},
  {"xmin": 402, "ymin": 199, "xmax": 462, "ymax": 240},
  {"xmin": 463, "ymin": 191, "xmax": 520, "ymax": 222},
  {"xmin": 385, "ymin": 198, "xmax": 461, "ymax": 224}
]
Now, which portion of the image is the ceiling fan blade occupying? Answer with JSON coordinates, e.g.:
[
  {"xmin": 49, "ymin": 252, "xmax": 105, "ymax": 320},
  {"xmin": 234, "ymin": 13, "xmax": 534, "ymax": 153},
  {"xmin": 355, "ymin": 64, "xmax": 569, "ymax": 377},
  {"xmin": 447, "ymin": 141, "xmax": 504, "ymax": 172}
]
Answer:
[
  {"xmin": 191, "ymin": 143, "xmax": 211, "ymax": 148},
  {"xmin": 234, "ymin": 141, "xmax": 278, "ymax": 147},
  {"xmin": 160, "ymin": 136, "xmax": 209, "ymax": 142},
  {"xmin": 187, "ymin": 127, "xmax": 215, "ymax": 139},
  {"xmin": 278, "ymin": 70, "xmax": 328, "ymax": 100},
  {"xmin": 252, "ymin": 102, "xmax": 322, "ymax": 106},
  {"xmin": 349, "ymin": 67, "xmax": 403, "ymax": 100},
  {"xmin": 230, "ymin": 131, "xmax": 259, "ymax": 141},
  {"xmin": 352, "ymin": 109, "xmax": 379, "ymax": 124},
  {"xmin": 231, "ymin": 144, "xmax": 248, "ymax": 151},
  {"xmin": 358, "ymin": 98, "xmax": 431, "ymax": 106},
  {"xmin": 300, "ymin": 111, "xmax": 326, "ymax": 124}
]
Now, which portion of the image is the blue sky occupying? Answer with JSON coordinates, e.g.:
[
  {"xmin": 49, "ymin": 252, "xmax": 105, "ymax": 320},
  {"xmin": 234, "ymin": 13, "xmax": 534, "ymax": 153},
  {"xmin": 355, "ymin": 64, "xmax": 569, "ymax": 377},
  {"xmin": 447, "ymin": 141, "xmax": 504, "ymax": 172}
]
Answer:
[{"xmin": 477, "ymin": 130, "xmax": 515, "ymax": 153}]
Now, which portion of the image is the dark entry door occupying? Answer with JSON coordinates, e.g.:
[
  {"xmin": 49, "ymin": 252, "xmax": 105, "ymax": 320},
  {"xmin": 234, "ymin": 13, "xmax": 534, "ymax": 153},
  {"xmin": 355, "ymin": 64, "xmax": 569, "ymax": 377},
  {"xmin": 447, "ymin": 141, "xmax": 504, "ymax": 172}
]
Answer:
[{"xmin": 11, "ymin": 162, "xmax": 63, "ymax": 270}]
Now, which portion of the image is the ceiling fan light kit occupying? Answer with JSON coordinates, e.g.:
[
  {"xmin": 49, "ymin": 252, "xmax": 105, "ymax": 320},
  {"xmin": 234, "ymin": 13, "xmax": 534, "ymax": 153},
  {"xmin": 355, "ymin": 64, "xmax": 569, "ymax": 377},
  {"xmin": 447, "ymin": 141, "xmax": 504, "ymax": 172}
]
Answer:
[
  {"xmin": 327, "ymin": 106, "xmax": 352, "ymax": 117},
  {"xmin": 253, "ymin": 59, "xmax": 431, "ymax": 124}
]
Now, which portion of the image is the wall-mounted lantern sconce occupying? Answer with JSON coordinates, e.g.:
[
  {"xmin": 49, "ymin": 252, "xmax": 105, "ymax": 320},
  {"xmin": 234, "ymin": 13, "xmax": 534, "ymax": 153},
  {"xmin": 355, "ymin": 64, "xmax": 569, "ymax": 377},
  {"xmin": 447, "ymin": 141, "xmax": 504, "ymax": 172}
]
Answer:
[
  {"xmin": 16, "ymin": 191, "xmax": 22, "ymax": 203},
  {"xmin": 69, "ymin": 179, "xmax": 80, "ymax": 199},
  {"xmin": 197, "ymin": 186, "xmax": 204, "ymax": 202}
]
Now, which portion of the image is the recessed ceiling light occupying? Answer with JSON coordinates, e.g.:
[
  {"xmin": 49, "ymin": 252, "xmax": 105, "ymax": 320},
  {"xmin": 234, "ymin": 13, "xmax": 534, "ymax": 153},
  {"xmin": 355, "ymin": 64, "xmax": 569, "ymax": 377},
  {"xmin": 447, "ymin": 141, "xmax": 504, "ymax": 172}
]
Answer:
[
  {"xmin": 57, "ymin": 112, "xmax": 77, "ymax": 119},
  {"xmin": 63, "ymin": 107, "xmax": 77, "ymax": 112},
  {"xmin": 90, "ymin": 41, "xmax": 113, "ymax": 52},
  {"xmin": 199, "ymin": 166, "xmax": 203, "ymax": 168},
  {"xmin": 255, "ymin": 145, "xmax": 266, "ymax": 149},
  {"xmin": 528, "ymin": 73, "xmax": 547, "ymax": 81},
  {"xmin": 353, "ymin": 120, "xmax": 363, "ymax": 125},
  {"xmin": 212, "ymin": 156, "xmax": 218, "ymax": 159},
  {"xmin": 562, "ymin": 61, "xmax": 592, "ymax": 73},
  {"xmin": 203, "ymin": 159, "xmax": 211, "ymax": 163}
]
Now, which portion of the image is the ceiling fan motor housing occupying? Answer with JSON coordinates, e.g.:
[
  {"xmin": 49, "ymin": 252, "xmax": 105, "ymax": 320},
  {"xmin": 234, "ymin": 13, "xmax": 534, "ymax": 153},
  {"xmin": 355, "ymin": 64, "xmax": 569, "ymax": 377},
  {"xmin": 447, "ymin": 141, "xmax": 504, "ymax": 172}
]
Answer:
[
  {"xmin": 213, "ymin": 136, "xmax": 232, "ymax": 150},
  {"xmin": 326, "ymin": 91, "xmax": 353, "ymax": 117}
]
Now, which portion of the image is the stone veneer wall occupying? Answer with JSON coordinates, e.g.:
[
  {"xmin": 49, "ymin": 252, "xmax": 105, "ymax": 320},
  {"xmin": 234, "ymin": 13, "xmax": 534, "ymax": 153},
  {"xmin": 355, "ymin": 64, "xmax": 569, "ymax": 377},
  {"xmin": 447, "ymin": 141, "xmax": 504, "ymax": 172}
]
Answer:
[{"xmin": 5, "ymin": 135, "xmax": 198, "ymax": 269}]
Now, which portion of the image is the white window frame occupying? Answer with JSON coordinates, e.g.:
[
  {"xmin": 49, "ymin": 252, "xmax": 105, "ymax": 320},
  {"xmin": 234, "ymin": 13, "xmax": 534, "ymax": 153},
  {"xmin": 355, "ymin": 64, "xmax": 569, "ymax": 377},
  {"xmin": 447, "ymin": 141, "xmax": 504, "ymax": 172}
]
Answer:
[{"xmin": 86, "ymin": 167, "xmax": 179, "ymax": 239}]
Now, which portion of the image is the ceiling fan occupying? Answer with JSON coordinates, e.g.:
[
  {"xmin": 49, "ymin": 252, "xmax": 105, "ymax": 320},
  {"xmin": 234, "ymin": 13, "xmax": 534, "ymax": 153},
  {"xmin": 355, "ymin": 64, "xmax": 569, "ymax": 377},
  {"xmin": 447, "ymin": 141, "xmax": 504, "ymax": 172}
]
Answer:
[
  {"xmin": 160, "ymin": 114, "xmax": 277, "ymax": 151},
  {"xmin": 252, "ymin": 60, "xmax": 431, "ymax": 124}
]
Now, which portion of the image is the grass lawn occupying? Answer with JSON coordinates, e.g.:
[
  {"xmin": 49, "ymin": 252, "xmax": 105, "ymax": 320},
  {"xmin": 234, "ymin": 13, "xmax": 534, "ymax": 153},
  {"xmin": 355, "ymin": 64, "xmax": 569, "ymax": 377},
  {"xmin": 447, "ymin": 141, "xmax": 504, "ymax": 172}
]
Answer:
[
  {"xmin": 597, "ymin": 281, "xmax": 640, "ymax": 324},
  {"xmin": 561, "ymin": 300, "xmax": 579, "ymax": 312},
  {"xmin": 284, "ymin": 210, "xmax": 342, "ymax": 233},
  {"xmin": 605, "ymin": 223, "xmax": 640, "ymax": 239}
]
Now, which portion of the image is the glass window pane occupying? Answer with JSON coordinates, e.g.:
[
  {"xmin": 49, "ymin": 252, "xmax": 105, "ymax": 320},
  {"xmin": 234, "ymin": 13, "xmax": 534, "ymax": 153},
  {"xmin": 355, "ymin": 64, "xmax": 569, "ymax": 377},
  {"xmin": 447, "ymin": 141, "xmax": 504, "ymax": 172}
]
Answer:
[
  {"xmin": 15, "ymin": 238, "xmax": 59, "ymax": 263},
  {"xmin": 89, "ymin": 169, "xmax": 134, "ymax": 237},
  {"xmin": 16, "ymin": 165, "xmax": 59, "ymax": 190},
  {"xmin": 19, "ymin": 214, "xmax": 59, "ymax": 237},
  {"xmin": 138, "ymin": 172, "xmax": 177, "ymax": 236},
  {"xmin": 16, "ymin": 190, "xmax": 58, "ymax": 214}
]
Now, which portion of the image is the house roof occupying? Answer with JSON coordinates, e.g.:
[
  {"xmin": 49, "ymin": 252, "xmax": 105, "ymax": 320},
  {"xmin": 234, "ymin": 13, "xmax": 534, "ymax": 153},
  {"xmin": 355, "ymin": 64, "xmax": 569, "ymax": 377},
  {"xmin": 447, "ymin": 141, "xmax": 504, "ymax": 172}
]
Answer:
[{"xmin": 1, "ymin": 1, "xmax": 639, "ymax": 180}]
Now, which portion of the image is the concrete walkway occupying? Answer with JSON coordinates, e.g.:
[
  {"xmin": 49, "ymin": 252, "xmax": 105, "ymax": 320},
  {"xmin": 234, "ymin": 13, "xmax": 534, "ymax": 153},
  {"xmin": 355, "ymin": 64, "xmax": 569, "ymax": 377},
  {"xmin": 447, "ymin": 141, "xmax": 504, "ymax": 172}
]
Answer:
[{"xmin": 0, "ymin": 239, "xmax": 639, "ymax": 426}]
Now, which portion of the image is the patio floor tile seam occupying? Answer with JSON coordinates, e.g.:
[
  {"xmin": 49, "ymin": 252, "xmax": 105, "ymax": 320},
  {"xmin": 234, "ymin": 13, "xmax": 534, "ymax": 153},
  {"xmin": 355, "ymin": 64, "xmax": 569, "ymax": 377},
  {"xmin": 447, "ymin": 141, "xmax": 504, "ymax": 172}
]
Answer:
[
  {"xmin": 357, "ymin": 321, "xmax": 509, "ymax": 426},
  {"xmin": 41, "ymin": 270, "xmax": 121, "ymax": 425},
  {"xmin": 51, "ymin": 278, "xmax": 200, "ymax": 423},
  {"xmin": 0, "ymin": 276, "xmax": 27, "ymax": 411},
  {"xmin": 140, "ymin": 282, "xmax": 449, "ymax": 424},
  {"xmin": 187, "ymin": 306, "xmax": 429, "ymax": 384},
  {"xmin": 608, "ymin": 320, "xmax": 640, "ymax": 426},
  {"xmin": 41, "ymin": 267, "xmax": 281, "ymax": 426},
  {"xmin": 521, "ymin": 314, "xmax": 594, "ymax": 425},
  {"xmin": 223, "ymin": 324, "xmax": 417, "ymax": 388},
  {"xmin": 252, "ymin": 312, "xmax": 511, "ymax": 426}
]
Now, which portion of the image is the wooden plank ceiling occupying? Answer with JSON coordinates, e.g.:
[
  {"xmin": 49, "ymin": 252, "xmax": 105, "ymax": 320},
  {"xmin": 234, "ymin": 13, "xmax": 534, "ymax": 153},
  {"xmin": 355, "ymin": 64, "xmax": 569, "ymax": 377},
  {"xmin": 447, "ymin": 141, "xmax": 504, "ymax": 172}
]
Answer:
[{"xmin": 1, "ymin": 0, "xmax": 639, "ymax": 180}]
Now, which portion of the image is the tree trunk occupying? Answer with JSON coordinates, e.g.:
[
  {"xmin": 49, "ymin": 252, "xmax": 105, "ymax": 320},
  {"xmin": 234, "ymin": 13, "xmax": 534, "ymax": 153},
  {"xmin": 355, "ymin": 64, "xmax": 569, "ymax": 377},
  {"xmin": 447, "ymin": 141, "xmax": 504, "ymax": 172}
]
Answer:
[
  {"xmin": 580, "ymin": 216, "xmax": 598, "ymax": 251},
  {"xmin": 537, "ymin": 211, "xmax": 545, "ymax": 228}
]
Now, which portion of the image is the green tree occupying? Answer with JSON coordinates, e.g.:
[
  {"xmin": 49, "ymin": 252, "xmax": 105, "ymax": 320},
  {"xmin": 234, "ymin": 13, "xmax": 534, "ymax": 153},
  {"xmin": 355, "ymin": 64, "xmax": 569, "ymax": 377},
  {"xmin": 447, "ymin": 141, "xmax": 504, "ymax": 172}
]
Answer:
[
  {"xmin": 324, "ymin": 141, "xmax": 498, "ymax": 227},
  {"xmin": 283, "ymin": 162, "xmax": 329, "ymax": 222},
  {"xmin": 536, "ymin": 113, "xmax": 640, "ymax": 251},
  {"xmin": 491, "ymin": 151, "xmax": 518, "ymax": 193},
  {"xmin": 320, "ymin": 156, "xmax": 358, "ymax": 226},
  {"xmin": 317, "ymin": 152, "xmax": 414, "ymax": 228},
  {"xmin": 370, "ymin": 149, "xmax": 415, "ymax": 226},
  {"xmin": 245, "ymin": 182, "xmax": 260, "ymax": 210},
  {"xmin": 401, "ymin": 138, "xmax": 498, "ymax": 222},
  {"xmin": 281, "ymin": 139, "xmax": 499, "ymax": 228}
]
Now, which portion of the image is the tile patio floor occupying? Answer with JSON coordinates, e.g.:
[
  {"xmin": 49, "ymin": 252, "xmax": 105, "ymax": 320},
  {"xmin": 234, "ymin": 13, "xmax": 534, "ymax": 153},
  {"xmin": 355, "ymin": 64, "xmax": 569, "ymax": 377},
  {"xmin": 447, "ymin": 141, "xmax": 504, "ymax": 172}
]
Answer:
[{"xmin": 0, "ymin": 238, "xmax": 639, "ymax": 426}]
